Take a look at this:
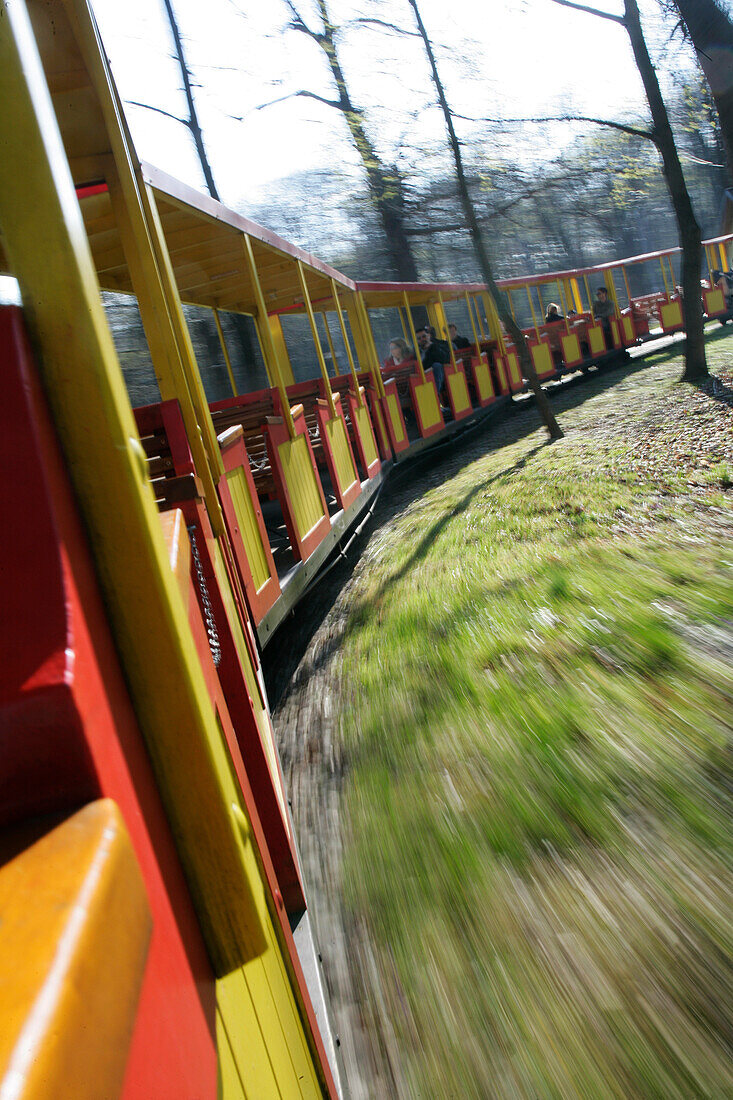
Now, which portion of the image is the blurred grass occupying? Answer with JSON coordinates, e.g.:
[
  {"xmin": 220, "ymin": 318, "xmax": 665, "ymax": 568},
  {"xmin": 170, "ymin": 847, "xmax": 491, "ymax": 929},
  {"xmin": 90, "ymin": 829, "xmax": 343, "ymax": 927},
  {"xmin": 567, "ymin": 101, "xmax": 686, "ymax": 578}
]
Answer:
[{"xmin": 336, "ymin": 343, "xmax": 733, "ymax": 1098}]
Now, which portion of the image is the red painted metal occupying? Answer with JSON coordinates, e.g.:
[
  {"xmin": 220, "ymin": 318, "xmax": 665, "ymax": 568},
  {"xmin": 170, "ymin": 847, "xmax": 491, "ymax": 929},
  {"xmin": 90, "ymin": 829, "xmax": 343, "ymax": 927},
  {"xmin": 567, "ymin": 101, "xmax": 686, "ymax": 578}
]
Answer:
[{"xmin": 0, "ymin": 307, "xmax": 217, "ymax": 1098}]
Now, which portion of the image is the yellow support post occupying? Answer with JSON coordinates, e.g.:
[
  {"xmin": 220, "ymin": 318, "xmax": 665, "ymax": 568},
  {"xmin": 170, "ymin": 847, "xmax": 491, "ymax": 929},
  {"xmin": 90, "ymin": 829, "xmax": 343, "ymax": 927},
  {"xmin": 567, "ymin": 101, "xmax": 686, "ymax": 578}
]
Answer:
[
  {"xmin": 242, "ymin": 235, "xmax": 295, "ymax": 438},
  {"xmin": 482, "ymin": 292, "xmax": 507, "ymax": 354},
  {"xmin": 354, "ymin": 292, "xmax": 387, "ymax": 398},
  {"xmin": 525, "ymin": 284, "xmax": 541, "ymax": 338},
  {"xmin": 620, "ymin": 265, "xmax": 632, "ymax": 307},
  {"xmin": 464, "ymin": 291, "xmax": 482, "ymax": 350},
  {"xmin": 320, "ymin": 310, "xmax": 339, "ymax": 375},
  {"xmin": 331, "ymin": 280, "xmax": 364, "ymax": 406},
  {"xmin": 267, "ymin": 314, "xmax": 295, "ymax": 386},
  {"xmin": 473, "ymin": 294, "xmax": 487, "ymax": 339},
  {"xmin": 583, "ymin": 273, "xmax": 593, "ymax": 313},
  {"xmin": 659, "ymin": 255, "xmax": 672, "ymax": 296},
  {"xmin": 213, "ymin": 308, "xmax": 238, "ymax": 397},
  {"xmin": 437, "ymin": 291, "xmax": 458, "ymax": 370},
  {"xmin": 402, "ymin": 291, "xmax": 426, "ymax": 382},
  {"xmin": 398, "ymin": 307, "xmax": 409, "ymax": 343},
  {"xmin": 296, "ymin": 259, "xmax": 336, "ymax": 417}
]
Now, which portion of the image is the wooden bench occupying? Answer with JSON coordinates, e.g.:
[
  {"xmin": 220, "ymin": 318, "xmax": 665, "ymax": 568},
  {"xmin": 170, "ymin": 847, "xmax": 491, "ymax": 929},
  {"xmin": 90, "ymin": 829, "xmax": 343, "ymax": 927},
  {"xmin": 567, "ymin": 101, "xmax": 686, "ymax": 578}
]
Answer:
[
  {"xmin": 209, "ymin": 388, "xmax": 278, "ymax": 499},
  {"xmin": 381, "ymin": 358, "xmax": 421, "ymax": 412},
  {"xmin": 134, "ymin": 399, "xmax": 203, "ymax": 508}
]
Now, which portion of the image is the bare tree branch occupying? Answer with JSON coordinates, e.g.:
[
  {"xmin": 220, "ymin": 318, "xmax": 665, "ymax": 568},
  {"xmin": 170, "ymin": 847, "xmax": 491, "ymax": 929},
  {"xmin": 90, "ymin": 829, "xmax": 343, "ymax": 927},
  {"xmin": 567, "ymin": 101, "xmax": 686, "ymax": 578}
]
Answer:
[
  {"xmin": 451, "ymin": 112, "xmax": 655, "ymax": 141},
  {"xmin": 283, "ymin": 0, "xmax": 318, "ymax": 37},
  {"xmin": 351, "ymin": 17, "xmax": 420, "ymax": 36},
  {"xmin": 127, "ymin": 100, "xmax": 187, "ymax": 125},
  {"xmin": 549, "ymin": 0, "xmax": 625, "ymax": 24},
  {"xmin": 254, "ymin": 89, "xmax": 341, "ymax": 112}
]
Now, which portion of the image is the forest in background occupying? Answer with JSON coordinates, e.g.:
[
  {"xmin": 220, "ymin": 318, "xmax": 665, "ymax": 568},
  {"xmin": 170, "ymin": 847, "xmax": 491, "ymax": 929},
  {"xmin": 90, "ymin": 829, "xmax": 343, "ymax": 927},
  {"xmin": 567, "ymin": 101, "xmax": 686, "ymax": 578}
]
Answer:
[{"xmin": 98, "ymin": 0, "xmax": 731, "ymax": 406}]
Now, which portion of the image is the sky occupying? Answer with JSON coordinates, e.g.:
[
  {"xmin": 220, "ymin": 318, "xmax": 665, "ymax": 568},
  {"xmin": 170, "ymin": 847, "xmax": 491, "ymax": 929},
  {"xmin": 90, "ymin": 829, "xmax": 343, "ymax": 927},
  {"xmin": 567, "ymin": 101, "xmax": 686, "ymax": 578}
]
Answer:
[{"xmin": 89, "ymin": 0, "xmax": 693, "ymax": 215}]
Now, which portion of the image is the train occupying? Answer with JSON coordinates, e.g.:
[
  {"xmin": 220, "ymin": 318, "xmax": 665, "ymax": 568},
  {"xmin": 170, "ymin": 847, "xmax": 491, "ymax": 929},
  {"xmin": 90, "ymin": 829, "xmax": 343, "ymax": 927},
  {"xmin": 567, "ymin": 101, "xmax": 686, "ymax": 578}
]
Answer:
[{"xmin": 0, "ymin": 0, "xmax": 730, "ymax": 1097}]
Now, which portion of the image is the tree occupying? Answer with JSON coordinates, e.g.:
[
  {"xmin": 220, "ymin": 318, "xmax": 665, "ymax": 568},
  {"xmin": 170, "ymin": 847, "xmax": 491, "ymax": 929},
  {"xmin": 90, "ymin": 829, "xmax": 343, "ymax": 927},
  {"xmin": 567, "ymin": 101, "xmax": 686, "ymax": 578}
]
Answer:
[
  {"xmin": 553, "ymin": 0, "xmax": 708, "ymax": 382},
  {"xmin": 130, "ymin": 0, "xmax": 220, "ymax": 201},
  {"xmin": 672, "ymin": 0, "xmax": 733, "ymax": 183},
  {"xmin": 260, "ymin": 0, "xmax": 420, "ymax": 281},
  {"xmin": 405, "ymin": 0, "xmax": 564, "ymax": 440}
]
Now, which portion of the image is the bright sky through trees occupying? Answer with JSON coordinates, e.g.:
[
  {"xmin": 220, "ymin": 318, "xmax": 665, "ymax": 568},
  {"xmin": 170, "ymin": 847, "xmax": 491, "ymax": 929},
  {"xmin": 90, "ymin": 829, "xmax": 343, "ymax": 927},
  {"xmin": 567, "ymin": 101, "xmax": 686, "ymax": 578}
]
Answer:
[{"xmin": 91, "ymin": 0, "xmax": 693, "ymax": 211}]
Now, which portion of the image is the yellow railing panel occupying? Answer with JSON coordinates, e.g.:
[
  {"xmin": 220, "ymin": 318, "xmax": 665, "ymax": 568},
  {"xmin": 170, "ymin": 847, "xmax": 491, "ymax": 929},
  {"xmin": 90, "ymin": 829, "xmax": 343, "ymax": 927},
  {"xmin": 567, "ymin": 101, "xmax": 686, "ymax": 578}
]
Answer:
[
  {"xmin": 661, "ymin": 300, "xmax": 683, "ymax": 329},
  {"xmin": 386, "ymin": 393, "xmax": 405, "ymax": 443},
  {"xmin": 588, "ymin": 326, "xmax": 606, "ymax": 355},
  {"xmin": 354, "ymin": 404, "xmax": 379, "ymax": 467},
  {"xmin": 278, "ymin": 434, "xmax": 327, "ymax": 540},
  {"xmin": 561, "ymin": 333, "xmax": 581, "ymax": 363},
  {"xmin": 707, "ymin": 288, "xmax": 726, "ymax": 314},
  {"xmin": 506, "ymin": 352, "xmax": 522, "ymax": 390},
  {"xmin": 225, "ymin": 466, "xmax": 271, "ymax": 593},
  {"xmin": 474, "ymin": 359, "xmax": 494, "ymax": 402},
  {"xmin": 325, "ymin": 414, "xmax": 358, "ymax": 493},
  {"xmin": 414, "ymin": 380, "xmax": 441, "ymax": 428},
  {"xmin": 530, "ymin": 342, "xmax": 554, "ymax": 377},
  {"xmin": 447, "ymin": 371, "xmax": 470, "ymax": 414}
]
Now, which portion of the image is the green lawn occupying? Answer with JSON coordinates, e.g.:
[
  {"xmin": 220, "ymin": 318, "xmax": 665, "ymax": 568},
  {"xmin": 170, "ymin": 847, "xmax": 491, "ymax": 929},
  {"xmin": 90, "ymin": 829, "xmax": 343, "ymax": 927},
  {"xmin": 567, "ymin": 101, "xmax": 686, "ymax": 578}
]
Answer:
[{"xmin": 336, "ymin": 338, "xmax": 733, "ymax": 1098}]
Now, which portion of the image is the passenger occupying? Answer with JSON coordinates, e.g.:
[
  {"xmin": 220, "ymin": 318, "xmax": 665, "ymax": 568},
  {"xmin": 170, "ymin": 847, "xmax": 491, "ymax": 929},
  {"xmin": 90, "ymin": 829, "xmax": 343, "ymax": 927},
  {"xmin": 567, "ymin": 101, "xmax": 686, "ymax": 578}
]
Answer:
[
  {"xmin": 545, "ymin": 303, "xmax": 564, "ymax": 324},
  {"xmin": 593, "ymin": 286, "xmax": 615, "ymax": 342},
  {"xmin": 417, "ymin": 327, "xmax": 450, "ymax": 402},
  {"xmin": 384, "ymin": 336, "xmax": 412, "ymax": 369},
  {"xmin": 448, "ymin": 323, "xmax": 471, "ymax": 349}
]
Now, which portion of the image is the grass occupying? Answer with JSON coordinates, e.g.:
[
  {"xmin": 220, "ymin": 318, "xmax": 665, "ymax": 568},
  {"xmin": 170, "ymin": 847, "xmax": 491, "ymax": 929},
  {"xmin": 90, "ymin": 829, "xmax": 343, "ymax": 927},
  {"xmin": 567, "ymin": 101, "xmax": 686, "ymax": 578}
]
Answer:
[{"xmin": 332, "ymin": 338, "xmax": 733, "ymax": 1098}]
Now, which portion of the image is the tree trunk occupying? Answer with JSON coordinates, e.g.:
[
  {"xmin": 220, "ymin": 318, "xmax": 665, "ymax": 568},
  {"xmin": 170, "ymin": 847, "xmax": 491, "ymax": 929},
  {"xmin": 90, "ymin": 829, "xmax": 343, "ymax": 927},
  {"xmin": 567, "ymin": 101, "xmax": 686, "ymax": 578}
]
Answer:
[
  {"xmin": 161, "ymin": 0, "xmax": 221, "ymax": 202},
  {"xmin": 674, "ymin": 0, "xmax": 733, "ymax": 184},
  {"xmin": 624, "ymin": 0, "xmax": 707, "ymax": 381},
  {"xmin": 406, "ymin": 0, "xmax": 563, "ymax": 439},
  {"xmin": 311, "ymin": 0, "xmax": 418, "ymax": 281}
]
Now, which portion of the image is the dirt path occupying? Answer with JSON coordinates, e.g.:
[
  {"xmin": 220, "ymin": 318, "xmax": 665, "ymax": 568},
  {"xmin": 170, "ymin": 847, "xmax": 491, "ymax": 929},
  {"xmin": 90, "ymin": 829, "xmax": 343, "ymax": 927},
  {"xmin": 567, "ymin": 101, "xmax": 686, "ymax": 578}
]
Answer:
[{"xmin": 269, "ymin": 344, "xmax": 733, "ymax": 1099}]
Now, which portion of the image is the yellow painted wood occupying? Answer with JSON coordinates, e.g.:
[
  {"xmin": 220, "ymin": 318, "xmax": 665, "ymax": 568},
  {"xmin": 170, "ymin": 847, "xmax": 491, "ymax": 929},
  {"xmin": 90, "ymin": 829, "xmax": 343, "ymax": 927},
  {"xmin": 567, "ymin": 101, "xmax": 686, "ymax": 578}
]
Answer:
[
  {"xmin": 297, "ymin": 260, "xmax": 336, "ymax": 418},
  {"xmin": 530, "ymin": 341, "xmax": 553, "ymax": 377},
  {"xmin": 159, "ymin": 508, "xmax": 191, "ymax": 611},
  {"xmin": 0, "ymin": 10, "xmax": 330, "ymax": 1093},
  {"xmin": 320, "ymin": 311, "xmax": 339, "ymax": 375},
  {"xmin": 661, "ymin": 300, "xmax": 683, "ymax": 329},
  {"xmin": 622, "ymin": 315, "xmax": 635, "ymax": 343},
  {"xmin": 354, "ymin": 402, "xmax": 378, "ymax": 467},
  {"xmin": 436, "ymin": 291, "xmax": 459, "ymax": 371},
  {"xmin": 214, "ymin": 308, "xmax": 239, "ymax": 397},
  {"xmin": 0, "ymin": 800, "xmax": 151, "ymax": 1100},
  {"xmin": 243, "ymin": 235, "xmax": 295, "ymax": 438},
  {"xmin": 447, "ymin": 370, "xmax": 470, "ymax": 413},
  {"xmin": 414, "ymin": 379, "xmax": 441, "ymax": 428},
  {"xmin": 385, "ymin": 393, "xmax": 405, "ymax": 444},
  {"xmin": 464, "ymin": 291, "xmax": 481, "ymax": 350},
  {"xmin": 278, "ymin": 433, "xmax": 327, "ymax": 540},
  {"xmin": 473, "ymin": 358, "xmax": 494, "ymax": 402},
  {"xmin": 226, "ymin": 465, "xmax": 271, "ymax": 592},
  {"xmin": 707, "ymin": 288, "xmax": 726, "ymax": 313},
  {"xmin": 570, "ymin": 278, "xmax": 583, "ymax": 313},
  {"xmin": 402, "ymin": 290, "xmax": 426, "ymax": 383},
  {"xmin": 560, "ymin": 332, "xmax": 581, "ymax": 364},
  {"xmin": 324, "ymin": 413, "xmax": 358, "ymax": 494},
  {"xmin": 588, "ymin": 325, "xmax": 606, "ymax": 355},
  {"xmin": 354, "ymin": 293, "xmax": 386, "ymax": 397},
  {"xmin": 330, "ymin": 281, "xmax": 364, "ymax": 407},
  {"xmin": 216, "ymin": 1010, "xmax": 247, "ymax": 1099},
  {"xmin": 506, "ymin": 351, "xmax": 522, "ymax": 389},
  {"xmin": 268, "ymin": 314, "xmax": 295, "ymax": 386}
]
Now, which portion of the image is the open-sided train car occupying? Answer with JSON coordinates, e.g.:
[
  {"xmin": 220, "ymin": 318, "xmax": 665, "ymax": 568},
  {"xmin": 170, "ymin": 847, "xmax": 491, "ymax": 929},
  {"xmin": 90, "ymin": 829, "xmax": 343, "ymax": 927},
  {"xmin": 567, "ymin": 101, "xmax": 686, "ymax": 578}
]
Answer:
[{"xmin": 2, "ymin": 0, "xmax": 732, "ymax": 1096}]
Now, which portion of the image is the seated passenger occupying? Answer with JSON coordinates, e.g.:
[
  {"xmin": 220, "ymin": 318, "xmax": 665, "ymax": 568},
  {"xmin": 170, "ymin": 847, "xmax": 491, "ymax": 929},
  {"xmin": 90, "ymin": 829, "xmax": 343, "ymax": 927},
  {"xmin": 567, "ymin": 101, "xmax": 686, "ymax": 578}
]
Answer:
[
  {"xmin": 712, "ymin": 270, "xmax": 733, "ymax": 310},
  {"xmin": 448, "ymin": 323, "xmax": 471, "ymax": 349},
  {"xmin": 593, "ymin": 286, "xmax": 615, "ymax": 341},
  {"xmin": 383, "ymin": 337, "xmax": 412, "ymax": 369},
  {"xmin": 417, "ymin": 327, "xmax": 450, "ymax": 400},
  {"xmin": 545, "ymin": 303, "xmax": 564, "ymax": 324}
]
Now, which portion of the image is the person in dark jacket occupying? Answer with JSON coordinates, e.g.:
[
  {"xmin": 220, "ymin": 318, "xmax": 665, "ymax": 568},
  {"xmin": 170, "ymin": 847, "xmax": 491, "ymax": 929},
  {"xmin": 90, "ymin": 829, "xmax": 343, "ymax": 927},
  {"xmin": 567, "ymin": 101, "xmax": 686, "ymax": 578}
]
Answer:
[
  {"xmin": 448, "ymin": 323, "xmax": 471, "ymax": 349},
  {"xmin": 545, "ymin": 303, "xmax": 564, "ymax": 323},
  {"xmin": 417, "ymin": 327, "xmax": 450, "ymax": 399}
]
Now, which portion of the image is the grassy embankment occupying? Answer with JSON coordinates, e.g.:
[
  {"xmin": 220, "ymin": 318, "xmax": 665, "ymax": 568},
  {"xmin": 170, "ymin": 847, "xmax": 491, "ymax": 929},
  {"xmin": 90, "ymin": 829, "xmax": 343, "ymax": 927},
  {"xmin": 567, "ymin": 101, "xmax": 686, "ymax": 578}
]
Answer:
[{"xmin": 337, "ymin": 337, "xmax": 733, "ymax": 1098}]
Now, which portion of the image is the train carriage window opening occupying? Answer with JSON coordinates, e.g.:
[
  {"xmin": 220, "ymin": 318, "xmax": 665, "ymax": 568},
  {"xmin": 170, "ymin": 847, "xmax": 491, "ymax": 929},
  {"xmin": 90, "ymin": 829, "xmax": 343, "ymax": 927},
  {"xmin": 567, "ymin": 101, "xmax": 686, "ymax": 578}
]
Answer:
[
  {"xmin": 101, "ymin": 290, "xmax": 160, "ymax": 408},
  {"xmin": 182, "ymin": 303, "xmax": 243, "ymax": 405}
]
